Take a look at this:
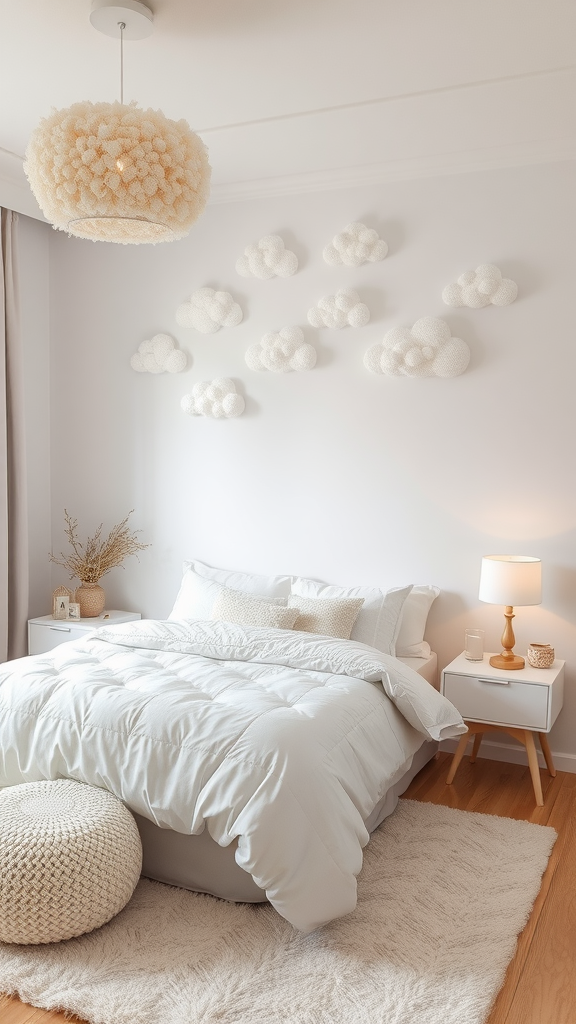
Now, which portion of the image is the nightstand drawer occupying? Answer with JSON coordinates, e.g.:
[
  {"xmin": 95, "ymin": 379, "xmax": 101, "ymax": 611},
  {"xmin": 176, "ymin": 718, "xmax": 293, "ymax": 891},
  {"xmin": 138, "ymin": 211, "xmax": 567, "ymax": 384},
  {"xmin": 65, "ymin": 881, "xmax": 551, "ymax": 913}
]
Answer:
[
  {"xmin": 443, "ymin": 672, "xmax": 550, "ymax": 730},
  {"xmin": 27, "ymin": 612, "xmax": 141, "ymax": 656},
  {"xmin": 28, "ymin": 622, "xmax": 89, "ymax": 655}
]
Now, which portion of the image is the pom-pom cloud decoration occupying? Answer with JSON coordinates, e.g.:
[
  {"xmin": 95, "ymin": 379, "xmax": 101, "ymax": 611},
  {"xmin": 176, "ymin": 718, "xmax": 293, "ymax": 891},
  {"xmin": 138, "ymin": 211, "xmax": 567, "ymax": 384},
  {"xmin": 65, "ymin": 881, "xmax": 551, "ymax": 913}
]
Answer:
[
  {"xmin": 176, "ymin": 287, "xmax": 243, "ymax": 334},
  {"xmin": 323, "ymin": 222, "xmax": 388, "ymax": 267},
  {"xmin": 364, "ymin": 317, "xmax": 470, "ymax": 378},
  {"xmin": 245, "ymin": 327, "xmax": 316, "ymax": 373},
  {"xmin": 131, "ymin": 334, "xmax": 187, "ymax": 374},
  {"xmin": 307, "ymin": 289, "xmax": 370, "ymax": 329},
  {"xmin": 442, "ymin": 264, "xmax": 518, "ymax": 308},
  {"xmin": 24, "ymin": 101, "xmax": 210, "ymax": 245},
  {"xmin": 236, "ymin": 235, "xmax": 298, "ymax": 279},
  {"xmin": 181, "ymin": 378, "xmax": 245, "ymax": 418}
]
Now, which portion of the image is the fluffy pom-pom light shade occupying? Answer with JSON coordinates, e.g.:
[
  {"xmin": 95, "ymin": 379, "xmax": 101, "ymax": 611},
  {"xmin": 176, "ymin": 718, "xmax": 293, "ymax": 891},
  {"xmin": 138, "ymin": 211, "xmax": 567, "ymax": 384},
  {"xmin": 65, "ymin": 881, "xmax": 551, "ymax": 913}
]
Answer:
[{"xmin": 24, "ymin": 101, "xmax": 210, "ymax": 244}]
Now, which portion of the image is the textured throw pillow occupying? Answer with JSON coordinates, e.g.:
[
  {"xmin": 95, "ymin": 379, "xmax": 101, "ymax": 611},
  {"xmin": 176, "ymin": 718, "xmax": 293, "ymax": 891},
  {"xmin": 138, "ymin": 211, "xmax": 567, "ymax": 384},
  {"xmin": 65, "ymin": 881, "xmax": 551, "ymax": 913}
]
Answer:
[
  {"xmin": 169, "ymin": 559, "xmax": 292, "ymax": 620},
  {"xmin": 287, "ymin": 595, "xmax": 364, "ymax": 639},
  {"xmin": 211, "ymin": 587, "xmax": 299, "ymax": 630},
  {"xmin": 290, "ymin": 578, "xmax": 413, "ymax": 655},
  {"xmin": 395, "ymin": 585, "xmax": 440, "ymax": 658}
]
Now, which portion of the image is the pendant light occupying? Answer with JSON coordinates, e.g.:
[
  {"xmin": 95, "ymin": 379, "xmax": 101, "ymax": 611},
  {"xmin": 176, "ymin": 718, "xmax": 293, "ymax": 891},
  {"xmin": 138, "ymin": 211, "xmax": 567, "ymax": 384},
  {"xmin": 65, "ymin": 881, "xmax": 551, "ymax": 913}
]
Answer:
[{"xmin": 24, "ymin": 0, "xmax": 210, "ymax": 245}]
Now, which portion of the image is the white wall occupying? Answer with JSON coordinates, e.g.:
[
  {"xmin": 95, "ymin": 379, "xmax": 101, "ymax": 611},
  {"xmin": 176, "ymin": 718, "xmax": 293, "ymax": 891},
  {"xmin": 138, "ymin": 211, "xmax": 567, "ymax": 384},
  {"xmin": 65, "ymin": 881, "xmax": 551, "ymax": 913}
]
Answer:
[
  {"xmin": 16, "ymin": 214, "xmax": 51, "ymax": 617},
  {"xmin": 46, "ymin": 159, "xmax": 576, "ymax": 764}
]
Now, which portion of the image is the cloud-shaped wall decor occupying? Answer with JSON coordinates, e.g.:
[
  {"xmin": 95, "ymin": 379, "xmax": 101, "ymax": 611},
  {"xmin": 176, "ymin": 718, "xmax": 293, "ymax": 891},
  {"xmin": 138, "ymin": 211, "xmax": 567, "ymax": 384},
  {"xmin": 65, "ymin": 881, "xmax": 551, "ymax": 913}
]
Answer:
[
  {"xmin": 176, "ymin": 287, "xmax": 243, "ymax": 334},
  {"xmin": 236, "ymin": 235, "xmax": 298, "ymax": 279},
  {"xmin": 130, "ymin": 334, "xmax": 187, "ymax": 374},
  {"xmin": 442, "ymin": 264, "xmax": 518, "ymax": 308},
  {"xmin": 307, "ymin": 289, "xmax": 370, "ymax": 329},
  {"xmin": 364, "ymin": 317, "xmax": 470, "ymax": 378},
  {"xmin": 245, "ymin": 327, "xmax": 316, "ymax": 373},
  {"xmin": 323, "ymin": 222, "xmax": 388, "ymax": 267},
  {"xmin": 181, "ymin": 378, "xmax": 245, "ymax": 418}
]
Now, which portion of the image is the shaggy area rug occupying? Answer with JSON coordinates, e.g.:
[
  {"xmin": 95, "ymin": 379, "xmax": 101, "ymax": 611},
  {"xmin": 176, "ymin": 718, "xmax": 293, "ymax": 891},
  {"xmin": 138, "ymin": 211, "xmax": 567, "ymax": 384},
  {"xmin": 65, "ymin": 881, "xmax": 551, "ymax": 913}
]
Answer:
[{"xmin": 0, "ymin": 799, "xmax": 556, "ymax": 1024}]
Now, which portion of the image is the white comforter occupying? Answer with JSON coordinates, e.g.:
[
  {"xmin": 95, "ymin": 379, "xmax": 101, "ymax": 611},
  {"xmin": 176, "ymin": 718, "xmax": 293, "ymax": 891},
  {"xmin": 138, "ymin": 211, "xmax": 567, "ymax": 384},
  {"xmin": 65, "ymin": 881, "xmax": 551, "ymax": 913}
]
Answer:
[{"xmin": 0, "ymin": 619, "xmax": 465, "ymax": 931}]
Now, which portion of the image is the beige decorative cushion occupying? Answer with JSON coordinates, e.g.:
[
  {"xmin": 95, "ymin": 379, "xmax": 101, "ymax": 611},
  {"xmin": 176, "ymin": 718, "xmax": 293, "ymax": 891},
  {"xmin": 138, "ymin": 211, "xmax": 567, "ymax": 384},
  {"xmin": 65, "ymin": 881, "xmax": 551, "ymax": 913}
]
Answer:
[
  {"xmin": 0, "ymin": 779, "xmax": 142, "ymax": 945},
  {"xmin": 288, "ymin": 595, "xmax": 364, "ymax": 639},
  {"xmin": 211, "ymin": 586, "xmax": 299, "ymax": 630},
  {"xmin": 290, "ymin": 578, "xmax": 412, "ymax": 655}
]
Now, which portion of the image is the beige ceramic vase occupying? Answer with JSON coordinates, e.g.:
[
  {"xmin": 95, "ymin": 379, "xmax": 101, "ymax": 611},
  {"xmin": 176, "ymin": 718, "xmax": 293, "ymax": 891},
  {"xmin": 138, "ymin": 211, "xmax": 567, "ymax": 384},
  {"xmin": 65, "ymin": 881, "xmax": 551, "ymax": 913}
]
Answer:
[{"xmin": 76, "ymin": 582, "xmax": 105, "ymax": 618}]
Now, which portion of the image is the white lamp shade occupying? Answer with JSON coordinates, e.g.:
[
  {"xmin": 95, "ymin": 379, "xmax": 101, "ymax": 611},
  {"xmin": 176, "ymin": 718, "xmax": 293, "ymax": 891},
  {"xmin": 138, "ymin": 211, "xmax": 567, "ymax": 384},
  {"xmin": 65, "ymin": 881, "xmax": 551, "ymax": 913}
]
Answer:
[{"xmin": 479, "ymin": 555, "xmax": 542, "ymax": 607}]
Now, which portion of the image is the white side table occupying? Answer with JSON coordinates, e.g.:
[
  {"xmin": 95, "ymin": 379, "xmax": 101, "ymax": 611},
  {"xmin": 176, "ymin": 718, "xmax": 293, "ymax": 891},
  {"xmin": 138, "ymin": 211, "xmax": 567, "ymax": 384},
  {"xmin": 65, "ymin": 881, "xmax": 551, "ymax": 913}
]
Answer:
[
  {"xmin": 28, "ymin": 611, "xmax": 141, "ymax": 656},
  {"xmin": 441, "ymin": 652, "xmax": 564, "ymax": 806}
]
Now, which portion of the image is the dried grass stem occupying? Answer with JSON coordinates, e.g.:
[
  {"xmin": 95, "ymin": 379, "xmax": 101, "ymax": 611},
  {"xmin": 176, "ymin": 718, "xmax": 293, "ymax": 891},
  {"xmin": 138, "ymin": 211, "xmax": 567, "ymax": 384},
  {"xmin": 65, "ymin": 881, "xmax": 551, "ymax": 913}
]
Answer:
[{"xmin": 50, "ymin": 510, "xmax": 149, "ymax": 585}]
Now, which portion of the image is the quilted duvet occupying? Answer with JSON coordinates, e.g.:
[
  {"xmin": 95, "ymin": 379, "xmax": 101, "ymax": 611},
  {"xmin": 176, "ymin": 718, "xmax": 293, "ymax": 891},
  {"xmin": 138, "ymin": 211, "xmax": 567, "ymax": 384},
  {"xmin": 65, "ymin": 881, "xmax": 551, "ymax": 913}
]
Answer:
[{"xmin": 0, "ymin": 619, "xmax": 465, "ymax": 931}]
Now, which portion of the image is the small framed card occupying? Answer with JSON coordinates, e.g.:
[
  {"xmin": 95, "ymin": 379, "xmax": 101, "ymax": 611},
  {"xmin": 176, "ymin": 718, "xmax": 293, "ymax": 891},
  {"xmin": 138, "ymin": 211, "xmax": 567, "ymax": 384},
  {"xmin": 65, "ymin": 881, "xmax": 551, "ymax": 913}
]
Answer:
[
  {"xmin": 53, "ymin": 595, "xmax": 69, "ymax": 620},
  {"xmin": 68, "ymin": 603, "xmax": 81, "ymax": 620}
]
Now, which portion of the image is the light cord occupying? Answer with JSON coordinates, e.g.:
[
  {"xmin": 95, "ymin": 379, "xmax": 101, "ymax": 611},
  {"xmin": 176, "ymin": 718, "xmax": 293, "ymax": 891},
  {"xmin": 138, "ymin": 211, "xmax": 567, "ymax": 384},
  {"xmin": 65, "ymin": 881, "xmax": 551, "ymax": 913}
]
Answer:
[{"xmin": 119, "ymin": 21, "xmax": 125, "ymax": 104}]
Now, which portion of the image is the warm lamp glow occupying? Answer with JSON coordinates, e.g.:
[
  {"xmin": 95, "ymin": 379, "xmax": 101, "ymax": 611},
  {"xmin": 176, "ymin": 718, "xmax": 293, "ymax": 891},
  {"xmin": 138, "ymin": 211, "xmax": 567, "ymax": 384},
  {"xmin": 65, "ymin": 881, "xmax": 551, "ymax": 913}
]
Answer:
[{"xmin": 479, "ymin": 555, "xmax": 542, "ymax": 670}]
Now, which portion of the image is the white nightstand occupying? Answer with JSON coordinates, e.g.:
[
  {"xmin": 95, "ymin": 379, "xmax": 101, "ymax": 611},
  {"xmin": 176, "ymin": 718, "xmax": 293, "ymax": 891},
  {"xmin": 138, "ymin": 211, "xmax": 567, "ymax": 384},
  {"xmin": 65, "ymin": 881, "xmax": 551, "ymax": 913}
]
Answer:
[
  {"xmin": 28, "ymin": 611, "xmax": 141, "ymax": 656},
  {"xmin": 441, "ymin": 652, "xmax": 565, "ymax": 806}
]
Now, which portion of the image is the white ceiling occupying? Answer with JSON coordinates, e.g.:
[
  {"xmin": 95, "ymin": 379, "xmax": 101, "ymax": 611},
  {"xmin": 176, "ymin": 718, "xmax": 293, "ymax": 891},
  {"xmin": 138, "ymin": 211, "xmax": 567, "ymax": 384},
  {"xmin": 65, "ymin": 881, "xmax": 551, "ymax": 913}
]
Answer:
[{"xmin": 1, "ymin": 0, "xmax": 575, "ymax": 214}]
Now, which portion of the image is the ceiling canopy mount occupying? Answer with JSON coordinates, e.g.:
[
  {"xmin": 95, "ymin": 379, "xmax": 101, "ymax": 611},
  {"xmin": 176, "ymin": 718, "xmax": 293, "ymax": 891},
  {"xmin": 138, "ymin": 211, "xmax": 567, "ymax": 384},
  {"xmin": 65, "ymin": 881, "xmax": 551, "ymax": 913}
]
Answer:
[{"xmin": 89, "ymin": 0, "xmax": 154, "ymax": 41}]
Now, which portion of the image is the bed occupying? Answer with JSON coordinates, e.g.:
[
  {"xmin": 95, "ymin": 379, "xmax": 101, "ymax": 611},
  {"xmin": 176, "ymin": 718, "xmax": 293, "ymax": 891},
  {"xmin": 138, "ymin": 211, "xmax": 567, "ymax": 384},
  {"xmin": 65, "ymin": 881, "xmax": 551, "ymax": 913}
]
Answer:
[
  {"xmin": 134, "ymin": 650, "xmax": 440, "ymax": 905},
  {"xmin": 0, "ymin": 563, "xmax": 465, "ymax": 933}
]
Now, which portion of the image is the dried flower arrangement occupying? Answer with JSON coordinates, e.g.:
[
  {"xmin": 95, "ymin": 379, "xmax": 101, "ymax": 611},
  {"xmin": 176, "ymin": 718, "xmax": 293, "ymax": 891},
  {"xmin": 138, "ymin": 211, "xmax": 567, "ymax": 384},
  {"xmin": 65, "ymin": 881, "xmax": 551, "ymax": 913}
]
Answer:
[{"xmin": 50, "ymin": 510, "xmax": 149, "ymax": 585}]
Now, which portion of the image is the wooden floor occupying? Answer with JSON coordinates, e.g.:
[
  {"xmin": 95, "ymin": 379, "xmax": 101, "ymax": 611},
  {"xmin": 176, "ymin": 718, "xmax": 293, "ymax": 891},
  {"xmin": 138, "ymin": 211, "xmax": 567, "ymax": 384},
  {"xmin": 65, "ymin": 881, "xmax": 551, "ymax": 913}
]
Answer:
[{"xmin": 1, "ymin": 751, "xmax": 575, "ymax": 1023}]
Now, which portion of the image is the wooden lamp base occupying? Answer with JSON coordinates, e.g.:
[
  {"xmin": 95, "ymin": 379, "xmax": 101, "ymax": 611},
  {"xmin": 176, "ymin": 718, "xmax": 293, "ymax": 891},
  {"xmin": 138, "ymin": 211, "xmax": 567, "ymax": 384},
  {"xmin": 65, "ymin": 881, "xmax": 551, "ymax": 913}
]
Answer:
[
  {"xmin": 490, "ymin": 605, "xmax": 525, "ymax": 670},
  {"xmin": 489, "ymin": 652, "xmax": 525, "ymax": 670}
]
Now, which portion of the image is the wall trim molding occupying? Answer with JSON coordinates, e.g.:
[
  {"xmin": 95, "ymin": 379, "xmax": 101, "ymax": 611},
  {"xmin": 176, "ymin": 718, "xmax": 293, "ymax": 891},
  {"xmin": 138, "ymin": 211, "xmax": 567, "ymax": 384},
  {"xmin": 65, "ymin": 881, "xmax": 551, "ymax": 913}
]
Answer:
[
  {"xmin": 2, "ymin": 62, "xmax": 575, "ymax": 216},
  {"xmin": 208, "ymin": 140, "xmax": 576, "ymax": 205},
  {"xmin": 3, "ymin": 139, "xmax": 574, "ymax": 220},
  {"xmin": 440, "ymin": 736, "xmax": 576, "ymax": 776}
]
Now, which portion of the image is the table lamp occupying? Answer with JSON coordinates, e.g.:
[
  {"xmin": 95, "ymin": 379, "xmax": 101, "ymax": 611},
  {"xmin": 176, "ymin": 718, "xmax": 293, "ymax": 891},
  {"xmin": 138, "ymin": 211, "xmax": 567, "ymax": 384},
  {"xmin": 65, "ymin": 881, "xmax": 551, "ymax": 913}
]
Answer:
[{"xmin": 478, "ymin": 555, "xmax": 542, "ymax": 670}]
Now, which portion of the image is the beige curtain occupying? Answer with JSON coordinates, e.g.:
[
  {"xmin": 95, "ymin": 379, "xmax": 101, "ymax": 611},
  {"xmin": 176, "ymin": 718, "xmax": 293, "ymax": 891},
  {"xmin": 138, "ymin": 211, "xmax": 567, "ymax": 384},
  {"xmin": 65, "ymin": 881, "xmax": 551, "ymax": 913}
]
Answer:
[{"xmin": 0, "ymin": 208, "xmax": 29, "ymax": 661}]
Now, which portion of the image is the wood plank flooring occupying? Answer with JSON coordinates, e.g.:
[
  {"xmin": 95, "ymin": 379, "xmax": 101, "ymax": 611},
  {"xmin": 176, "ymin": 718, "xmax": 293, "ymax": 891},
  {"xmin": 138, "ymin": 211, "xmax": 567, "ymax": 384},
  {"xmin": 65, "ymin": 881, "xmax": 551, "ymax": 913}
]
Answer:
[{"xmin": 1, "ymin": 752, "xmax": 575, "ymax": 1023}]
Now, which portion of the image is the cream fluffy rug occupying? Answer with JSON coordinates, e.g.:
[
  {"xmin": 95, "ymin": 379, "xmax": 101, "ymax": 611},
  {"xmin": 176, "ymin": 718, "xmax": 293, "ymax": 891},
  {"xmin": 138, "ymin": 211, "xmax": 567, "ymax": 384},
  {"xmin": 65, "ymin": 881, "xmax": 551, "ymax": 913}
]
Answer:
[{"xmin": 0, "ymin": 799, "xmax": 556, "ymax": 1024}]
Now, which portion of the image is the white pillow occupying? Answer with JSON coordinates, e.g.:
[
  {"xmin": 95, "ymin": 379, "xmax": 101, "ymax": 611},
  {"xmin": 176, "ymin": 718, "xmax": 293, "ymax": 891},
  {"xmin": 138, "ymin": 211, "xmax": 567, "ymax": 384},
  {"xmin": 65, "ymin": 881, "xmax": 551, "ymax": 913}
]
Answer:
[
  {"xmin": 211, "ymin": 587, "xmax": 299, "ymax": 630},
  {"xmin": 170, "ymin": 559, "xmax": 292, "ymax": 620},
  {"xmin": 287, "ymin": 595, "xmax": 364, "ymax": 640},
  {"xmin": 187, "ymin": 559, "xmax": 292, "ymax": 598},
  {"xmin": 395, "ymin": 585, "xmax": 440, "ymax": 658},
  {"xmin": 290, "ymin": 578, "xmax": 412, "ymax": 655}
]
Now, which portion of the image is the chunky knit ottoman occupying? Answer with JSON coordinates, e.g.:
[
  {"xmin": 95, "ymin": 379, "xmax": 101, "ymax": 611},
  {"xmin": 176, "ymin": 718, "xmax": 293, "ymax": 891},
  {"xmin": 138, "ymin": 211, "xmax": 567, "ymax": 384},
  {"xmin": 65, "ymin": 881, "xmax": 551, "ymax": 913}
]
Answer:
[{"xmin": 0, "ymin": 779, "xmax": 142, "ymax": 944}]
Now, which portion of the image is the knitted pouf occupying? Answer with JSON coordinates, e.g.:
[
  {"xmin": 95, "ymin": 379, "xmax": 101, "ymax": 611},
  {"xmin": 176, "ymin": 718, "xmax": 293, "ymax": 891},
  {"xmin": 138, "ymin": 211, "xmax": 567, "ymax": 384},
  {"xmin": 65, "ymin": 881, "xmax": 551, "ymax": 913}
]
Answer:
[{"xmin": 0, "ymin": 779, "xmax": 142, "ymax": 944}]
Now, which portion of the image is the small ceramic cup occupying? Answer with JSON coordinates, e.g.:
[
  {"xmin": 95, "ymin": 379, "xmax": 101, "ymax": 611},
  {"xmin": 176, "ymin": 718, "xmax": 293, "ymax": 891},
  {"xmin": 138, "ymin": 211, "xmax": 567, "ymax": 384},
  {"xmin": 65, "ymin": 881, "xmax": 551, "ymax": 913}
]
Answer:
[{"xmin": 527, "ymin": 643, "xmax": 554, "ymax": 669}]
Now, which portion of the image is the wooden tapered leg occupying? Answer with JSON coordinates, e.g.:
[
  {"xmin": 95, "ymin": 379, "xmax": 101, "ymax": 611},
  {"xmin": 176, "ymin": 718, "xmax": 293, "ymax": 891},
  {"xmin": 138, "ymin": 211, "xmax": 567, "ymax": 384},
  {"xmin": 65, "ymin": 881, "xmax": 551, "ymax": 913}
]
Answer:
[
  {"xmin": 539, "ymin": 732, "xmax": 556, "ymax": 777},
  {"xmin": 445, "ymin": 722, "xmax": 549, "ymax": 806},
  {"xmin": 446, "ymin": 732, "xmax": 470, "ymax": 784},
  {"xmin": 469, "ymin": 732, "xmax": 483, "ymax": 764},
  {"xmin": 524, "ymin": 730, "xmax": 544, "ymax": 806}
]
